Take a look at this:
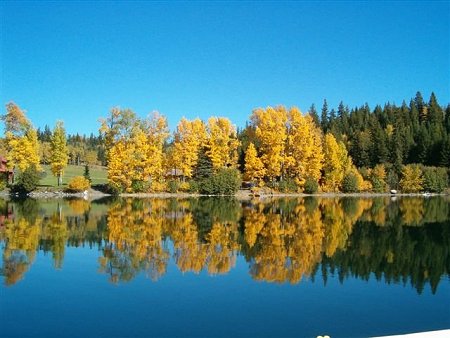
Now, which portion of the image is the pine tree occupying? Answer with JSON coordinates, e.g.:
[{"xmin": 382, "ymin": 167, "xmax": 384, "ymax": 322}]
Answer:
[
  {"xmin": 308, "ymin": 104, "xmax": 320, "ymax": 127},
  {"xmin": 194, "ymin": 147, "xmax": 213, "ymax": 180},
  {"xmin": 320, "ymin": 99, "xmax": 329, "ymax": 132},
  {"xmin": 414, "ymin": 91, "xmax": 427, "ymax": 123},
  {"xmin": 84, "ymin": 164, "xmax": 91, "ymax": 183}
]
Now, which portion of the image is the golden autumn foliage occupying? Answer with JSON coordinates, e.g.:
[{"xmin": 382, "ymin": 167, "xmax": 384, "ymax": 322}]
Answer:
[
  {"xmin": 205, "ymin": 117, "xmax": 240, "ymax": 170},
  {"xmin": 50, "ymin": 121, "xmax": 69, "ymax": 186},
  {"xmin": 67, "ymin": 176, "xmax": 90, "ymax": 192},
  {"xmin": 251, "ymin": 106, "xmax": 288, "ymax": 180},
  {"xmin": 2, "ymin": 103, "xmax": 41, "ymax": 173},
  {"xmin": 172, "ymin": 118, "xmax": 207, "ymax": 178},
  {"xmin": 100, "ymin": 109, "xmax": 169, "ymax": 192},
  {"xmin": 400, "ymin": 165, "xmax": 424, "ymax": 193},
  {"xmin": 285, "ymin": 108, "xmax": 324, "ymax": 188},
  {"xmin": 322, "ymin": 133, "xmax": 353, "ymax": 192},
  {"xmin": 244, "ymin": 142, "xmax": 266, "ymax": 183}
]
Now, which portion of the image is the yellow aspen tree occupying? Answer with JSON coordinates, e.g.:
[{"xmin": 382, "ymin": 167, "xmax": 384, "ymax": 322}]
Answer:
[
  {"xmin": 99, "ymin": 108, "xmax": 140, "ymax": 192},
  {"xmin": 172, "ymin": 118, "xmax": 207, "ymax": 178},
  {"xmin": 205, "ymin": 117, "xmax": 240, "ymax": 170},
  {"xmin": 286, "ymin": 108, "xmax": 324, "ymax": 189},
  {"xmin": 50, "ymin": 121, "xmax": 69, "ymax": 186},
  {"xmin": 244, "ymin": 142, "xmax": 266, "ymax": 183},
  {"xmin": 399, "ymin": 165, "xmax": 423, "ymax": 193},
  {"xmin": 322, "ymin": 133, "xmax": 352, "ymax": 192},
  {"xmin": 372, "ymin": 164, "xmax": 388, "ymax": 192},
  {"xmin": 2, "ymin": 102, "xmax": 31, "ymax": 134},
  {"xmin": 2, "ymin": 103, "xmax": 41, "ymax": 174},
  {"xmin": 130, "ymin": 127, "xmax": 151, "ymax": 183},
  {"xmin": 107, "ymin": 138, "xmax": 135, "ymax": 192},
  {"xmin": 99, "ymin": 107, "xmax": 138, "ymax": 163},
  {"xmin": 144, "ymin": 112, "xmax": 169, "ymax": 184},
  {"xmin": 250, "ymin": 106, "xmax": 288, "ymax": 181},
  {"xmin": 5, "ymin": 129, "xmax": 41, "ymax": 173},
  {"xmin": 100, "ymin": 108, "xmax": 169, "ymax": 192}
]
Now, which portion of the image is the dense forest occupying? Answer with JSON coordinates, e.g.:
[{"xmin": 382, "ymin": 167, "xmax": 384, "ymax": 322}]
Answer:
[{"xmin": 1, "ymin": 91, "xmax": 449, "ymax": 194}]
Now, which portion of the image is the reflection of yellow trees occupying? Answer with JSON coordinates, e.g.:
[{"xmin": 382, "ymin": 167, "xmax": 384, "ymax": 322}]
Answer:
[
  {"xmin": 100, "ymin": 199, "xmax": 169, "ymax": 282},
  {"xmin": 170, "ymin": 213, "xmax": 207, "ymax": 273},
  {"xmin": 360, "ymin": 198, "xmax": 389, "ymax": 226},
  {"xmin": 245, "ymin": 198, "xmax": 373, "ymax": 284},
  {"xmin": 67, "ymin": 199, "xmax": 91, "ymax": 215},
  {"xmin": 3, "ymin": 196, "xmax": 444, "ymax": 287},
  {"xmin": 247, "ymin": 200, "xmax": 325, "ymax": 284},
  {"xmin": 243, "ymin": 204, "xmax": 266, "ymax": 248},
  {"xmin": 206, "ymin": 221, "xmax": 240, "ymax": 274},
  {"xmin": 322, "ymin": 198, "xmax": 372, "ymax": 257},
  {"xmin": 2, "ymin": 217, "xmax": 41, "ymax": 285},
  {"xmin": 399, "ymin": 198, "xmax": 424, "ymax": 226},
  {"xmin": 42, "ymin": 213, "xmax": 68, "ymax": 269}
]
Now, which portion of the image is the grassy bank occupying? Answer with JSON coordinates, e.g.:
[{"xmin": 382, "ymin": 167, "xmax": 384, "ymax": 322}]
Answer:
[{"xmin": 39, "ymin": 164, "xmax": 108, "ymax": 187}]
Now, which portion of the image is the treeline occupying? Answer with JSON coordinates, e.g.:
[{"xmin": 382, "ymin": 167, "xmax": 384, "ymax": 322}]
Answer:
[
  {"xmin": 36, "ymin": 125, "xmax": 106, "ymax": 166},
  {"xmin": 310, "ymin": 91, "xmax": 450, "ymax": 168},
  {"xmin": 1, "ymin": 91, "xmax": 449, "ymax": 194}
]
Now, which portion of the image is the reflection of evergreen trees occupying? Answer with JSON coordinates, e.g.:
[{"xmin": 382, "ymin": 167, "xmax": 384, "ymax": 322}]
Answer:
[
  {"xmin": 322, "ymin": 219, "xmax": 450, "ymax": 294},
  {"xmin": 0, "ymin": 196, "xmax": 449, "ymax": 293}
]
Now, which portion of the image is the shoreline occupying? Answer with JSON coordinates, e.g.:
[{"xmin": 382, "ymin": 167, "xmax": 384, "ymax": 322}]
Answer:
[{"xmin": 0, "ymin": 189, "xmax": 448, "ymax": 200}]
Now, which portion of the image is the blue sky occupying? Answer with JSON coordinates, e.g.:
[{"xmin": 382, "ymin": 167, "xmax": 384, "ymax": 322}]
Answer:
[{"xmin": 1, "ymin": 1, "xmax": 449, "ymax": 135}]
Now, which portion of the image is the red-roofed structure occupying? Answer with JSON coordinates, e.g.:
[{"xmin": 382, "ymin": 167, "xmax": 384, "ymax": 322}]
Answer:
[{"xmin": 0, "ymin": 156, "xmax": 14, "ymax": 183}]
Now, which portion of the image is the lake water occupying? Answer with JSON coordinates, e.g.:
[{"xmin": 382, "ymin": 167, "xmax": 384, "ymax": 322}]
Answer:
[{"xmin": 1, "ymin": 196, "xmax": 449, "ymax": 337}]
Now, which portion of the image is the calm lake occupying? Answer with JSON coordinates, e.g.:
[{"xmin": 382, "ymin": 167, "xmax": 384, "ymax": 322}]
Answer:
[{"xmin": 0, "ymin": 196, "xmax": 449, "ymax": 338}]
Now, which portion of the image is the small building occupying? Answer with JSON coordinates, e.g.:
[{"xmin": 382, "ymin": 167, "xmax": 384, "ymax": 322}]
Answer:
[
  {"xmin": 165, "ymin": 168, "xmax": 184, "ymax": 179},
  {"xmin": 0, "ymin": 156, "xmax": 14, "ymax": 183}
]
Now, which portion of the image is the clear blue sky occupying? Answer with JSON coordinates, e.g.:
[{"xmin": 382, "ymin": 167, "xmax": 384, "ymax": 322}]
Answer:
[{"xmin": 1, "ymin": 1, "xmax": 449, "ymax": 135}]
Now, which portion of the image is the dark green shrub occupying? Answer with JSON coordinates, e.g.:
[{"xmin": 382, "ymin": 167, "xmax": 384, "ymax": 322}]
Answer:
[
  {"xmin": 303, "ymin": 177, "xmax": 318, "ymax": 194},
  {"xmin": 107, "ymin": 183, "xmax": 122, "ymax": 195},
  {"xmin": 167, "ymin": 180, "xmax": 179, "ymax": 193},
  {"xmin": 278, "ymin": 178, "xmax": 298, "ymax": 193},
  {"xmin": 131, "ymin": 180, "xmax": 150, "ymax": 193},
  {"xmin": 199, "ymin": 168, "xmax": 242, "ymax": 195},
  {"xmin": 0, "ymin": 177, "xmax": 7, "ymax": 191},
  {"xmin": 13, "ymin": 165, "xmax": 41, "ymax": 193},
  {"xmin": 423, "ymin": 167, "xmax": 448, "ymax": 193},
  {"xmin": 342, "ymin": 172, "xmax": 359, "ymax": 193},
  {"xmin": 188, "ymin": 180, "xmax": 200, "ymax": 193}
]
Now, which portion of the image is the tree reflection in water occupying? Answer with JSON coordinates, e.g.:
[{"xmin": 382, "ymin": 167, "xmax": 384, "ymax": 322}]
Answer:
[{"xmin": 0, "ymin": 196, "xmax": 449, "ymax": 293}]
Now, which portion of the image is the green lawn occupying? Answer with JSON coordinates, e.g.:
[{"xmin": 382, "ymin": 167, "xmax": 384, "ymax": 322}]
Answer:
[{"xmin": 39, "ymin": 164, "xmax": 108, "ymax": 187}]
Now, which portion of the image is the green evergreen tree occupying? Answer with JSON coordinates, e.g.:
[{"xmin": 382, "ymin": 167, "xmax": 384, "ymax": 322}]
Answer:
[
  {"xmin": 84, "ymin": 164, "xmax": 91, "ymax": 183},
  {"xmin": 194, "ymin": 147, "xmax": 213, "ymax": 180},
  {"xmin": 308, "ymin": 104, "xmax": 320, "ymax": 127},
  {"xmin": 321, "ymin": 99, "xmax": 329, "ymax": 132}
]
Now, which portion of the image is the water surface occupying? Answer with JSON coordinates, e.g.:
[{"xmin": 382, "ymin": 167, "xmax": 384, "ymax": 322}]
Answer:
[{"xmin": 1, "ymin": 196, "xmax": 449, "ymax": 337}]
